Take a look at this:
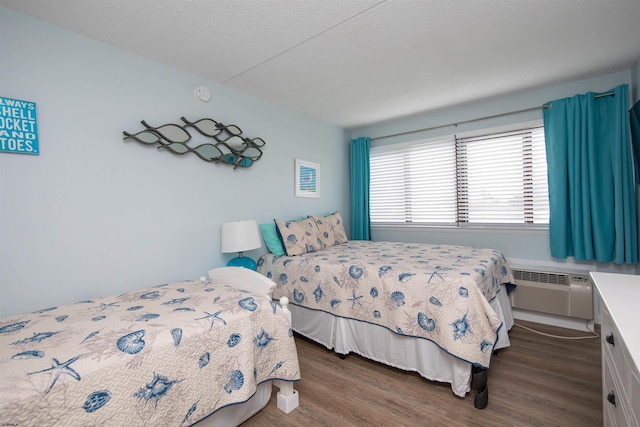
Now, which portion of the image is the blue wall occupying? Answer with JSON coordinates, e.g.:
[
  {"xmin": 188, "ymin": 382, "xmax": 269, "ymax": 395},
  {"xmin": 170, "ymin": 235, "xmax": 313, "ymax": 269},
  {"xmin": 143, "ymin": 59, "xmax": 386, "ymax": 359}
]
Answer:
[
  {"xmin": 0, "ymin": 8, "xmax": 349, "ymax": 317},
  {"xmin": 351, "ymin": 70, "xmax": 636, "ymax": 275}
]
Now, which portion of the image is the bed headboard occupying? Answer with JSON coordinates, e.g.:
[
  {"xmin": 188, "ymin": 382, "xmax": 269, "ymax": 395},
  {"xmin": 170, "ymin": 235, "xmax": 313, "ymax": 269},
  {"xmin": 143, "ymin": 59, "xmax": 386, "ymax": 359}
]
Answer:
[{"xmin": 208, "ymin": 266, "xmax": 275, "ymax": 300}]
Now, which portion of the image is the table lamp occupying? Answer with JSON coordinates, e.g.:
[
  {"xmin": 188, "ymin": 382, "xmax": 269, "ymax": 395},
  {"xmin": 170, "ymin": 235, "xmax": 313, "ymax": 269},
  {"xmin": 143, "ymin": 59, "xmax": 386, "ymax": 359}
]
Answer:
[{"xmin": 221, "ymin": 220, "xmax": 262, "ymax": 270}]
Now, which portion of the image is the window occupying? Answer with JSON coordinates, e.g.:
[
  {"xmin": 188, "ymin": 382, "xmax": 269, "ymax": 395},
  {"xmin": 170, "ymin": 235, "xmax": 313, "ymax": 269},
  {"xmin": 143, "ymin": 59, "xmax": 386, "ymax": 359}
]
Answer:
[{"xmin": 370, "ymin": 125, "xmax": 549, "ymax": 226}]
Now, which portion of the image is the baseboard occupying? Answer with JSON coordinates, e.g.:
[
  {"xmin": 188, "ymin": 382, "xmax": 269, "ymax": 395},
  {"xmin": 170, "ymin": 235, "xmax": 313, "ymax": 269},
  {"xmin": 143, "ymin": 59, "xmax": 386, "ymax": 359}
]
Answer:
[{"xmin": 512, "ymin": 308, "xmax": 596, "ymax": 332}]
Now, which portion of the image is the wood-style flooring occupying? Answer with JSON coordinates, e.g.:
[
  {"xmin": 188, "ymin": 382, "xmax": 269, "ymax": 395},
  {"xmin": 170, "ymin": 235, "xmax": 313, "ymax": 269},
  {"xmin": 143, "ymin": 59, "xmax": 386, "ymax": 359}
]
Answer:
[{"xmin": 242, "ymin": 320, "xmax": 602, "ymax": 427}]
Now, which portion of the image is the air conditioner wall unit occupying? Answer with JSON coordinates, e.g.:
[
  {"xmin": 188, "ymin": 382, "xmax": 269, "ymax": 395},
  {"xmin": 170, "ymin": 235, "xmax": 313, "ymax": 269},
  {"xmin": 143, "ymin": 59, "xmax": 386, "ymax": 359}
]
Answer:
[{"xmin": 509, "ymin": 269, "xmax": 593, "ymax": 320}]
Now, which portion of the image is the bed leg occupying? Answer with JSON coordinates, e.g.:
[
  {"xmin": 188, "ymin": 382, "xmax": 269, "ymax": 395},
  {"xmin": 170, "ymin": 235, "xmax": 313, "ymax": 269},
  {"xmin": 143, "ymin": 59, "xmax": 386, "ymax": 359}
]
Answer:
[
  {"xmin": 278, "ymin": 297, "xmax": 292, "ymax": 325},
  {"xmin": 471, "ymin": 366, "xmax": 489, "ymax": 409},
  {"xmin": 273, "ymin": 380, "xmax": 299, "ymax": 413}
]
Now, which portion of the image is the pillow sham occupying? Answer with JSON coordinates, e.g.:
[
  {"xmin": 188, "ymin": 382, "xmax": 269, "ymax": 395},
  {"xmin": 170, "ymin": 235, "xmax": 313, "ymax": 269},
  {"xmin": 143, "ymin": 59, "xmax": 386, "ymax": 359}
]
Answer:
[
  {"xmin": 259, "ymin": 223, "xmax": 286, "ymax": 256},
  {"xmin": 275, "ymin": 217, "xmax": 322, "ymax": 256},
  {"xmin": 311, "ymin": 211, "xmax": 348, "ymax": 248}
]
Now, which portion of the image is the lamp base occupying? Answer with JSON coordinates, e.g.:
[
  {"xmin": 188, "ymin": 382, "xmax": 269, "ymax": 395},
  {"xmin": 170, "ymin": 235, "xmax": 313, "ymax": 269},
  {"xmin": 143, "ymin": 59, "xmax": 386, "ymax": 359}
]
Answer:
[{"xmin": 227, "ymin": 256, "xmax": 257, "ymax": 270}]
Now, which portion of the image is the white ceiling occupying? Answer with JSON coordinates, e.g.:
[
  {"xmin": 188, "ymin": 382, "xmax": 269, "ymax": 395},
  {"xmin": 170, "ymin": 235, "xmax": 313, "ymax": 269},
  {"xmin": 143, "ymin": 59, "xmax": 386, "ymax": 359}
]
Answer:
[{"xmin": 2, "ymin": 0, "xmax": 640, "ymax": 129}]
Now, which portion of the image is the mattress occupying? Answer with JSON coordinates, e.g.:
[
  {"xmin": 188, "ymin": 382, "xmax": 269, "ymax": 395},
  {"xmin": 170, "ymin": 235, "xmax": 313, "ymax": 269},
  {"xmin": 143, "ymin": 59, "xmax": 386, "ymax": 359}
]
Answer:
[{"xmin": 0, "ymin": 278, "xmax": 300, "ymax": 426}]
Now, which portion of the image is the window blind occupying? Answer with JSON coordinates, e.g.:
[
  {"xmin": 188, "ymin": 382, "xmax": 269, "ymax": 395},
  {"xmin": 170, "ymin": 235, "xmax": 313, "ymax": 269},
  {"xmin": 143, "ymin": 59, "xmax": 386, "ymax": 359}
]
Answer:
[{"xmin": 370, "ymin": 126, "xmax": 549, "ymax": 226}]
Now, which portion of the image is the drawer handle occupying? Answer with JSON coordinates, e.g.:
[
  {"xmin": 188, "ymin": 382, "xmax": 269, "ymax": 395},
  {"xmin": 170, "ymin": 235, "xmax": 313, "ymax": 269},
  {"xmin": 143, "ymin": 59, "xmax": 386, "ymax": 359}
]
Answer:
[
  {"xmin": 607, "ymin": 391, "xmax": 616, "ymax": 407},
  {"xmin": 605, "ymin": 333, "xmax": 615, "ymax": 346}
]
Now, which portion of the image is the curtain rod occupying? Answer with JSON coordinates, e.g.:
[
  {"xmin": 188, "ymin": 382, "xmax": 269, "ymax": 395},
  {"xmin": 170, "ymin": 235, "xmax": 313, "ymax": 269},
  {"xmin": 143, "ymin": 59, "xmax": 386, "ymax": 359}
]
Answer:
[{"xmin": 370, "ymin": 91, "xmax": 615, "ymax": 142}]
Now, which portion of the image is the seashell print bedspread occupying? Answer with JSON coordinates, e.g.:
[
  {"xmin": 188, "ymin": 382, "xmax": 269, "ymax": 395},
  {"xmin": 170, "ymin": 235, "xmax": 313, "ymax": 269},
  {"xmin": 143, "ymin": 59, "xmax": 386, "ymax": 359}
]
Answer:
[
  {"xmin": 0, "ymin": 279, "xmax": 300, "ymax": 426},
  {"xmin": 258, "ymin": 241, "xmax": 514, "ymax": 369}
]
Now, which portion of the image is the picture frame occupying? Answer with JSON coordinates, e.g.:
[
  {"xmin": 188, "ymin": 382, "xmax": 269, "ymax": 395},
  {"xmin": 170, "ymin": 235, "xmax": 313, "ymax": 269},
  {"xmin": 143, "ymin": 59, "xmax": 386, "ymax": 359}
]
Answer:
[{"xmin": 295, "ymin": 159, "xmax": 320, "ymax": 198}]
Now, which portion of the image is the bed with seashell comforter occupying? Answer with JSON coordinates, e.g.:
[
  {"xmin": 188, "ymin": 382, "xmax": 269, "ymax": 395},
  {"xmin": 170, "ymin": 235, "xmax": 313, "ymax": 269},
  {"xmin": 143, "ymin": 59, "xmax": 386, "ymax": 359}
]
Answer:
[
  {"xmin": 0, "ymin": 267, "xmax": 300, "ymax": 426},
  {"xmin": 257, "ymin": 239, "xmax": 515, "ymax": 409}
]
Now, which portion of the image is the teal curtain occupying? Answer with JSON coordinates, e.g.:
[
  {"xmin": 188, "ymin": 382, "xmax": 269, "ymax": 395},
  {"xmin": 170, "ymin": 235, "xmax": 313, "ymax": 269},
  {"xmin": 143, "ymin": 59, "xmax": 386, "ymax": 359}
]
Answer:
[
  {"xmin": 350, "ymin": 137, "xmax": 371, "ymax": 240},
  {"xmin": 543, "ymin": 84, "xmax": 637, "ymax": 264},
  {"xmin": 630, "ymin": 100, "xmax": 640, "ymax": 183}
]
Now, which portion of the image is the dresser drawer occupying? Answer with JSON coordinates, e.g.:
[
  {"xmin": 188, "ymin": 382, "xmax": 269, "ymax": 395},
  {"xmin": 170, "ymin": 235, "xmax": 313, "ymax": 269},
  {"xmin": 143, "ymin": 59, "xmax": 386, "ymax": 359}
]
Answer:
[
  {"xmin": 603, "ymin": 351, "xmax": 630, "ymax": 426},
  {"xmin": 601, "ymin": 305, "xmax": 630, "ymax": 401},
  {"xmin": 631, "ymin": 366, "xmax": 640, "ymax": 426}
]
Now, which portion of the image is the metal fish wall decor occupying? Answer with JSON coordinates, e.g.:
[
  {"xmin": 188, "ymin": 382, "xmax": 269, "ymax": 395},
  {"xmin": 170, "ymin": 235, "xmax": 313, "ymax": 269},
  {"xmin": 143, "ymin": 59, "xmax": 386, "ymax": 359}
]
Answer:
[{"xmin": 123, "ymin": 117, "xmax": 265, "ymax": 168}]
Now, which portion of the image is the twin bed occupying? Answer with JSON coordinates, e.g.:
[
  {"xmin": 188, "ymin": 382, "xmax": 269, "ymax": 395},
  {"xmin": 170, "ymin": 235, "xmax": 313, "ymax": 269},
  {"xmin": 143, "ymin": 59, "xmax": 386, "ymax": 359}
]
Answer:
[
  {"xmin": 0, "ymin": 267, "xmax": 299, "ymax": 426},
  {"xmin": 0, "ymin": 210, "xmax": 515, "ymax": 425},
  {"xmin": 257, "ymin": 211, "xmax": 515, "ymax": 408}
]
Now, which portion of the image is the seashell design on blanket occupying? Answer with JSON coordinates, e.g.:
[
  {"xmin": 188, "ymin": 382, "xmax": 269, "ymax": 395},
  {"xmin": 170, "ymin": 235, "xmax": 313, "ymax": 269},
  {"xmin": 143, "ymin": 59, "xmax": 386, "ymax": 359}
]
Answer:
[
  {"xmin": 378, "ymin": 265, "xmax": 392, "ymax": 277},
  {"xmin": 417, "ymin": 312, "xmax": 436, "ymax": 331},
  {"xmin": 170, "ymin": 328, "xmax": 182, "ymax": 347},
  {"xmin": 162, "ymin": 298, "xmax": 190, "ymax": 306},
  {"xmin": 390, "ymin": 291, "xmax": 405, "ymax": 307},
  {"xmin": 82, "ymin": 330, "xmax": 100, "ymax": 343},
  {"xmin": 349, "ymin": 265, "xmax": 363, "ymax": 279},
  {"xmin": 429, "ymin": 296, "xmax": 442, "ymax": 307},
  {"xmin": 198, "ymin": 352, "xmax": 210, "ymax": 368},
  {"xmin": 11, "ymin": 331, "xmax": 60, "ymax": 346},
  {"xmin": 136, "ymin": 313, "xmax": 160, "ymax": 322},
  {"xmin": 134, "ymin": 373, "xmax": 181, "ymax": 404},
  {"xmin": 32, "ymin": 307, "xmax": 57, "ymax": 314},
  {"xmin": 12, "ymin": 350, "xmax": 44, "ymax": 360},
  {"xmin": 227, "ymin": 333, "xmax": 241, "ymax": 347},
  {"xmin": 313, "ymin": 285, "xmax": 323, "ymax": 302},
  {"xmin": 0, "ymin": 320, "xmax": 30, "ymax": 334},
  {"xmin": 293, "ymin": 289, "xmax": 305, "ymax": 303},
  {"xmin": 254, "ymin": 329, "xmax": 274, "ymax": 349},
  {"xmin": 182, "ymin": 401, "xmax": 199, "ymax": 425},
  {"xmin": 239, "ymin": 297, "xmax": 257, "ymax": 311},
  {"xmin": 398, "ymin": 273, "xmax": 415, "ymax": 283},
  {"xmin": 223, "ymin": 370, "xmax": 244, "ymax": 394},
  {"xmin": 451, "ymin": 313, "xmax": 470, "ymax": 340},
  {"xmin": 83, "ymin": 390, "xmax": 111, "ymax": 413},
  {"xmin": 117, "ymin": 330, "xmax": 146, "ymax": 355},
  {"xmin": 140, "ymin": 291, "xmax": 160, "ymax": 300}
]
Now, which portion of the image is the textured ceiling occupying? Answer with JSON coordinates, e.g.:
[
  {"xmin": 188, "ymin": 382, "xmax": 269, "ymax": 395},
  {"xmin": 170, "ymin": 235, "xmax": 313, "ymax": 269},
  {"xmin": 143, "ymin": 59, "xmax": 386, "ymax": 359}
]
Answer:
[{"xmin": 2, "ymin": 0, "xmax": 640, "ymax": 129}]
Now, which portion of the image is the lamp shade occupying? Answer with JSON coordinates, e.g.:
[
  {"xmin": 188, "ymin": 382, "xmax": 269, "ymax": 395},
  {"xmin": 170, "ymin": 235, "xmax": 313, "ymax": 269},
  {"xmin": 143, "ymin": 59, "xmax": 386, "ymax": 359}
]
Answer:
[{"xmin": 221, "ymin": 220, "xmax": 261, "ymax": 254}]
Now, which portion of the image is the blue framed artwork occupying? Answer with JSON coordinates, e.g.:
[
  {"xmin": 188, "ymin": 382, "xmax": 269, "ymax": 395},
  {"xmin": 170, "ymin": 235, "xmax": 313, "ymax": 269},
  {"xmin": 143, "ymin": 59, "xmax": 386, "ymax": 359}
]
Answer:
[
  {"xmin": 0, "ymin": 96, "xmax": 39, "ymax": 155},
  {"xmin": 295, "ymin": 159, "xmax": 320, "ymax": 198}
]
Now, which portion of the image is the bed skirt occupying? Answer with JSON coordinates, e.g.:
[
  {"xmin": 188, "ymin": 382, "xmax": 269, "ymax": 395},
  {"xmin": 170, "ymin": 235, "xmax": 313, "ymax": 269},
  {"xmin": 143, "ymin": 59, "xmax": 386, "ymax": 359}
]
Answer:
[
  {"xmin": 194, "ymin": 381, "xmax": 272, "ymax": 426},
  {"xmin": 288, "ymin": 284, "xmax": 513, "ymax": 397}
]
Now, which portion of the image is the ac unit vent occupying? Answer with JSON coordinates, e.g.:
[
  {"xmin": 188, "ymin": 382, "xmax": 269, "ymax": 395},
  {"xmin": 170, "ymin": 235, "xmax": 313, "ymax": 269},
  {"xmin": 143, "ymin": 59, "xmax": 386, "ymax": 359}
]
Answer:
[
  {"xmin": 510, "ymin": 268, "xmax": 593, "ymax": 320},
  {"xmin": 512, "ymin": 269, "xmax": 570, "ymax": 285}
]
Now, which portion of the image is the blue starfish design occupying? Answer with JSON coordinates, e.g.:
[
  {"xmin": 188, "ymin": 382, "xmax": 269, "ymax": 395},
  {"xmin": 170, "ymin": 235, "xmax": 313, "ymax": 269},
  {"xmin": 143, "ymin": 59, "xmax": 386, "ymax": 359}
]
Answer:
[
  {"xmin": 428, "ymin": 271, "xmax": 444, "ymax": 283},
  {"xmin": 196, "ymin": 310, "xmax": 226, "ymax": 330},
  {"xmin": 348, "ymin": 291, "xmax": 363, "ymax": 309},
  {"xmin": 98, "ymin": 302, "xmax": 120, "ymax": 311},
  {"xmin": 28, "ymin": 355, "xmax": 81, "ymax": 394}
]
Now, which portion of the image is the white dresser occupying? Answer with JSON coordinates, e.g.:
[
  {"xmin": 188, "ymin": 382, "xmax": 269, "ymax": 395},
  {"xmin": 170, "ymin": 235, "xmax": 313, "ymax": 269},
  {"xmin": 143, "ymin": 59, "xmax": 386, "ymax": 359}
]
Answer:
[{"xmin": 591, "ymin": 272, "xmax": 640, "ymax": 427}]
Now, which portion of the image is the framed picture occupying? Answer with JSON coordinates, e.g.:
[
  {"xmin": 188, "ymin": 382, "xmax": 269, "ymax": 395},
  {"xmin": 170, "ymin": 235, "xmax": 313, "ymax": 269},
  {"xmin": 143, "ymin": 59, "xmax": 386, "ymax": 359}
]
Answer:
[{"xmin": 295, "ymin": 159, "xmax": 320, "ymax": 198}]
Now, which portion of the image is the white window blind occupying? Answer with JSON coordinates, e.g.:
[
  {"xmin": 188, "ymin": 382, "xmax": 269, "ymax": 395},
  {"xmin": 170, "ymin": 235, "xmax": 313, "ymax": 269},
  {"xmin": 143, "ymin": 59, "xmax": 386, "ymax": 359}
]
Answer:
[{"xmin": 370, "ymin": 126, "xmax": 549, "ymax": 226}]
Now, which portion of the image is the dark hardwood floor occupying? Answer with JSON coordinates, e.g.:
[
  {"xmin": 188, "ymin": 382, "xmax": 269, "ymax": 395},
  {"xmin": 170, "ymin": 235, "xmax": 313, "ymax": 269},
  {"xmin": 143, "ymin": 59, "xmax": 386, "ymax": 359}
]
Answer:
[{"xmin": 242, "ymin": 320, "xmax": 602, "ymax": 427}]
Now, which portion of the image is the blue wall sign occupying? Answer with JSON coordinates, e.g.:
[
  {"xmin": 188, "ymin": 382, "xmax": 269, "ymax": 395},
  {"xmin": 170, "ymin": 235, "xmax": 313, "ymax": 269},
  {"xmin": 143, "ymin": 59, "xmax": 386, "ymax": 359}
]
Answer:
[{"xmin": 0, "ymin": 96, "xmax": 39, "ymax": 155}]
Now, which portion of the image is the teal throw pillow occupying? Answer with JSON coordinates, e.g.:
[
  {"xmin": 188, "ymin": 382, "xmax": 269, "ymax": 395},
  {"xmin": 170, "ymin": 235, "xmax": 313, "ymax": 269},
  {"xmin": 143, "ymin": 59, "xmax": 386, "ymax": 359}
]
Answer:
[{"xmin": 260, "ymin": 223, "xmax": 286, "ymax": 256}]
